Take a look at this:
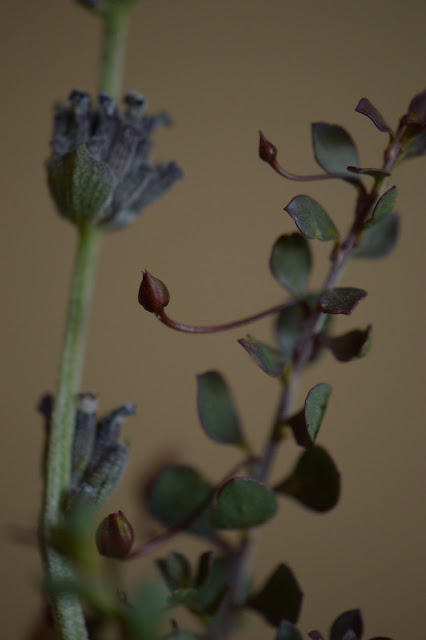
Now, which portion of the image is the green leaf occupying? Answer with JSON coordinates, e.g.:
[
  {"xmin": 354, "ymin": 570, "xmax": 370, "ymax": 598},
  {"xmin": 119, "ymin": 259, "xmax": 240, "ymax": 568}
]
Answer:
[
  {"xmin": 330, "ymin": 609, "xmax": 363, "ymax": 640},
  {"xmin": 368, "ymin": 186, "xmax": 398, "ymax": 227},
  {"xmin": 347, "ymin": 166, "xmax": 390, "ymax": 179},
  {"xmin": 125, "ymin": 582, "xmax": 167, "ymax": 640},
  {"xmin": 196, "ymin": 555, "xmax": 232, "ymax": 614},
  {"xmin": 156, "ymin": 552, "xmax": 192, "ymax": 592},
  {"xmin": 197, "ymin": 371, "xmax": 244, "ymax": 446},
  {"xmin": 269, "ymin": 233, "xmax": 312, "ymax": 297},
  {"xmin": 247, "ymin": 564, "xmax": 303, "ymax": 625},
  {"xmin": 319, "ymin": 287, "xmax": 367, "ymax": 315},
  {"xmin": 285, "ymin": 196, "xmax": 339, "ymax": 242},
  {"xmin": 311, "ymin": 123, "xmax": 359, "ymax": 176},
  {"xmin": 275, "ymin": 446, "xmax": 340, "ymax": 513},
  {"xmin": 406, "ymin": 89, "xmax": 426, "ymax": 125},
  {"xmin": 276, "ymin": 620, "xmax": 304, "ymax": 640},
  {"xmin": 210, "ymin": 478, "xmax": 278, "ymax": 529},
  {"xmin": 399, "ymin": 129, "xmax": 426, "ymax": 162},
  {"xmin": 146, "ymin": 465, "xmax": 216, "ymax": 540},
  {"xmin": 354, "ymin": 212, "xmax": 399, "ymax": 259},
  {"xmin": 308, "ymin": 632, "xmax": 326, "ymax": 640},
  {"xmin": 355, "ymin": 98, "xmax": 393, "ymax": 133},
  {"xmin": 322, "ymin": 326, "xmax": 372, "ymax": 362},
  {"xmin": 239, "ymin": 335, "xmax": 288, "ymax": 378},
  {"xmin": 164, "ymin": 631, "xmax": 200, "ymax": 640},
  {"xmin": 287, "ymin": 383, "xmax": 332, "ymax": 447}
]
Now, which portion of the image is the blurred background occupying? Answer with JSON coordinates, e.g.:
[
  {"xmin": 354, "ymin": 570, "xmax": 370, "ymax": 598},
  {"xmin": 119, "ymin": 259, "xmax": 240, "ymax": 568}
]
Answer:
[{"xmin": 1, "ymin": 0, "xmax": 425, "ymax": 637}]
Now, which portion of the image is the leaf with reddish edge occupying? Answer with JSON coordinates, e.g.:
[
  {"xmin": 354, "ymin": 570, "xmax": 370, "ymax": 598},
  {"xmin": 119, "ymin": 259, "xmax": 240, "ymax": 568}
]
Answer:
[
  {"xmin": 321, "ymin": 326, "xmax": 372, "ymax": 362},
  {"xmin": 239, "ymin": 335, "xmax": 288, "ymax": 378},
  {"xmin": 354, "ymin": 212, "xmax": 399, "ymax": 259},
  {"xmin": 347, "ymin": 166, "xmax": 390, "ymax": 179},
  {"xmin": 286, "ymin": 383, "xmax": 332, "ymax": 448},
  {"xmin": 311, "ymin": 123, "xmax": 359, "ymax": 177},
  {"xmin": 275, "ymin": 445, "xmax": 340, "ymax": 513},
  {"xmin": 355, "ymin": 98, "xmax": 393, "ymax": 133},
  {"xmin": 405, "ymin": 89, "xmax": 426, "ymax": 125},
  {"xmin": 368, "ymin": 186, "xmax": 398, "ymax": 227},
  {"xmin": 210, "ymin": 477, "xmax": 278, "ymax": 529},
  {"xmin": 308, "ymin": 632, "xmax": 326, "ymax": 640},
  {"xmin": 269, "ymin": 232, "xmax": 312, "ymax": 297},
  {"xmin": 285, "ymin": 195, "xmax": 339, "ymax": 242},
  {"xmin": 319, "ymin": 287, "xmax": 367, "ymax": 315},
  {"xmin": 197, "ymin": 371, "xmax": 244, "ymax": 447},
  {"xmin": 330, "ymin": 609, "xmax": 363, "ymax": 640},
  {"xmin": 275, "ymin": 620, "xmax": 303, "ymax": 640},
  {"xmin": 247, "ymin": 563, "xmax": 303, "ymax": 626}
]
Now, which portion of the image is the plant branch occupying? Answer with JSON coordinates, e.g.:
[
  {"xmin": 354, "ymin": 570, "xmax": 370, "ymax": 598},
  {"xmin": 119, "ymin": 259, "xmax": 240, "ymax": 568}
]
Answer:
[{"xmin": 99, "ymin": 3, "xmax": 132, "ymax": 98}]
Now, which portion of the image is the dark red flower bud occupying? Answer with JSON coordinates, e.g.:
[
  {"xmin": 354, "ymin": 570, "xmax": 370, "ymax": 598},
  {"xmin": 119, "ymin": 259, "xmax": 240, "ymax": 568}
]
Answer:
[
  {"xmin": 138, "ymin": 270, "xmax": 170, "ymax": 314},
  {"xmin": 258, "ymin": 130, "xmax": 278, "ymax": 164},
  {"xmin": 95, "ymin": 510, "xmax": 134, "ymax": 559}
]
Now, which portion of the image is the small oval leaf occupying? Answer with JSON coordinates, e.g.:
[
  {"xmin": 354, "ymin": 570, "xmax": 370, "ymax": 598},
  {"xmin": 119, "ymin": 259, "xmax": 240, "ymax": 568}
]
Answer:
[
  {"xmin": 368, "ymin": 186, "xmax": 398, "ymax": 227},
  {"xmin": 311, "ymin": 123, "xmax": 359, "ymax": 176},
  {"xmin": 239, "ymin": 335, "xmax": 288, "ymax": 378},
  {"xmin": 287, "ymin": 383, "xmax": 332, "ymax": 447},
  {"xmin": 322, "ymin": 326, "xmax": 372, "ymax": 362},
  {"xmin": 285, "ymin": 196, "xmax": 339, "ymax": 242},
  {"xmin": 210, "ymin": 478, "xmax": 278, "ymax": 529},
  {"xmin": 330, "ymin": 609, "xmax": 363, "ymax": 640},
  {"xmin": 354, "ymin": 212, "xmax": 399, "ymax": 259},
  {"xmin": 355, "ymin": 98, "xmax": 393, "ymax": 133},
  {"xmin": 347, "ymin": 167, "xmax": 391, "ymax": 179},
  {"xmin": 247, "ymin": 563, "xmax": 303, "ymax": 625},
  {"xmin": 319, "ymin": 287, "xmax": 367, "ymax": 315},
  {"xmin": 270, "ymin": 233, "xmax": 312, "ymax": 297},
  {"xmin": 275, "ymin": 446, "xmax": 340, "ymax": 512},
  {"xmin": 276, "ymin": 621, "xmax": 303, "ymax": 640},
  {"xmin": 197, "ymin": 371, "xmax": 244, "ymax": 446}
]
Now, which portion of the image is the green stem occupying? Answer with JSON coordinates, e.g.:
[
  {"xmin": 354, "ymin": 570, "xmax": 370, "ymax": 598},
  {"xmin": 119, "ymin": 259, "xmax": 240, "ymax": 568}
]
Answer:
[
  {"xmin": 99, "ymin": 3, "xmax": 132, "ymax": 97},
  {"xmin": 41, "ymin": 226, "xmax": 102, "ymax": 640}
]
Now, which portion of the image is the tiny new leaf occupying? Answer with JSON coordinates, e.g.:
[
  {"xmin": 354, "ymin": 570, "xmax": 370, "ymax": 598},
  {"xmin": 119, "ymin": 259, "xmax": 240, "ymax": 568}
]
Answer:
[
  {"xmin": 354, "ymin": 212, "xmax": 399, "ymax": 259},
  {"xmin": 276, "ymin": 620, "xmax": 303, "ymax": 640},
  {"xmin": 210, "ymin": 477, "xmax": 278, "ymax": 529},
  {"xmin": 322, "ymin": 326, "xmax": 372, "ymax": 362},
  {"xmin": 247, "ymin": 563, "xmax": 303, "ymax": 626},
  {"xmin": 275, "ymin": 445, "xmax": 340, "ymax": 513},
  {"xmin": 355, "ymin": 98, "xmax": 393, "ymax": 134},
  {"xmin": 269, "ymin": 233, "xmax": 312, "ymax": 297},
  {"xmin": 145, "ymin": 465, "xmax": 216, "ymax": 540},
  {"xmin": 156, "ymin": 552, "xmax": 192, "ymax": 592},
  {"xmin": 285, "ymin": 195, "xmax": 339, "ymax": 242},
  {"xmin": 330, "ymin": 609, "xmax": 363, "ymax": 640},
  {"xmin": 368, "ymin": 186, "xmax": 398, "ymax": 227},
  {"xmin": 287, "ymin": 383, "xmax": 332, "ymax": 448},
  {"xmin": 197, "ymin": 371, "xmax": 244, "ymax": 446},
  {"xmin": 311, "ymin": 123, "xmax": 359, "ymax": 177},
  {"xmin": 318, "ymin": 287, "xmax": 367, "ymax": 315},
  {"xmin": 238, "ymin": 335, "xmax": 288, "ymax": 378}
]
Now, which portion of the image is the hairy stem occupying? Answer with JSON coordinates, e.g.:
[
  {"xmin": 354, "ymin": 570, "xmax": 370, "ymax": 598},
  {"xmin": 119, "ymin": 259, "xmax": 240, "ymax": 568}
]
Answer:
[
  {"xmin": 99, "ymin": 3, "xmax": 131, "ymax": 97},
  {"xmin": 41, "ymin": 226, "xmax": 102, "ymax": 640}
]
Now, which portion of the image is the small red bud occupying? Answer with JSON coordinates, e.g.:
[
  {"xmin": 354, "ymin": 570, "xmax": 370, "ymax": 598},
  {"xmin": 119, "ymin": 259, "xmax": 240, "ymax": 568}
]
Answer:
[
  {"xmin": 95, "ymin": 510, "xmax": 134, "ymax": 559},
  {"xmin": 138, "ymin": 270, "xmax": 170, "ymax": 314},
  {"xmin": 258, "ymin": 130, "xmax": 278, "ymax": 164}
]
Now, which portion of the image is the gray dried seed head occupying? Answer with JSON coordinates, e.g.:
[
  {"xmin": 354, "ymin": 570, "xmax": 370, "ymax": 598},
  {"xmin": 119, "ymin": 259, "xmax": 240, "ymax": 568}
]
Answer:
[{"xmin": 46, "ymin": 90, "xmax": 183, "ymax": 230}]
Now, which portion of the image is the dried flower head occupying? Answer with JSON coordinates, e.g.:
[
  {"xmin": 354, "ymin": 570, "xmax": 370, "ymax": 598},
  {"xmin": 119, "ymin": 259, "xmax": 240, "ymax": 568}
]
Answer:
[{"xmin": 46, "ymin": 90, "xmax": 182, "ymax": 230}]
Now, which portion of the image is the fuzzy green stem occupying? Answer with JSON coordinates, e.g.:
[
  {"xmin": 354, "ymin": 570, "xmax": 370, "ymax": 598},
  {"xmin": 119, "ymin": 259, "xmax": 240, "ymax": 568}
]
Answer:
[
  {"xmin": 99, "ymin": 3, "xmax": 132, "ymax": 97},
  {"xmin": 41, "ymin": 225, "xmax": 101, "ymax": 639}
]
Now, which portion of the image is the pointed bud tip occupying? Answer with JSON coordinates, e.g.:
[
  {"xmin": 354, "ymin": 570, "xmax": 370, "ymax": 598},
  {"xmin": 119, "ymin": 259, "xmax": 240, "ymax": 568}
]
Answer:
[
  {"xmin": 95, "ymin": 510, "xmax": 134, "ymax": 559},
  {"xmin": 258, "ymin": 130, "xmax": 277, "ymax": 163},
  {"xmin": 138, "ymin": 270, "xmax": 170, "ymax": 314}
]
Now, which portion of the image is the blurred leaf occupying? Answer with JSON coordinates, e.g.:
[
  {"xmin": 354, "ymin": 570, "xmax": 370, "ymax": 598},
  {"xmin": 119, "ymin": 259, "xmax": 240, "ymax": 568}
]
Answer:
[
  {"xmin": 197, "ymin": 371, "xmax": 244, "ymax": 446},
  {"xmin": 399, "ymin": 129, "xmax": 426, "ymax": 162},
  {"xmin": 285, "ymin": 196, "xmax": 339, "ymax": 242},
  {"xmin": 322, "ymin": 326, "xmax": 372, "ymax": 362},
  {"xmin": 406, "ymin": 89, "xmax": 426, "ymax": 125},
  {"xmin": 368, "ymin": 186, "xmax": 398, "ymax": 227},
  {"xmin": 146, "ymin": 465, "xmax": 216, "ymax": 540},
  {"xmin": 210, "ymin": 478, "xmax": 278, "ymax": 529},
  {"xmin": 196, "ymin": 555, "xmax": 232, "ymax": 613},
  {"xmin": 239, "ymin": 335, "xmax": 288, "ymax": 377},
  {"xmin": 330, "ymin": 609, "xmax": 363, "ymax": 640},
  {"xmin": 163, "ymin": 631, "xmax": 200, "ymax": 640},
  {"xmin": 308, "ymin": 633, "xmax": 326, "ymax": 640},
  {"xmin": 319, "ymin": 287, "xmax": 367, "ymax": 315},
  {"xmin": 194, "ymin": 550, "xmax": 214, "ymax": 587},
  {"xmin": 269, "ymin": 233, "xmax": 312, "ymax": 297},
  {"xmin": 275, "ymin": 446, "xmax": 340, "ymax": 512},
  {"xmin": 157, "ymin": 552, "xmax": 192, "ymax": 591},
  {"xmin": 247, "ymin": 564, "xmax": 303, "ymax": 625},
  {"xmin": 353, "ymin": 213, "xmax": 399, "ymax": 259},
  {"xmin": 125, "ymin": 581, "xmax": 167, "ymax": 640},
  {"xmin": 355, "ymin": 98, "xmax": 393, "ymax": 133},
  {"xmin": 287, "ymin": 383, "xmax": 332, "ymax": 448},
  {"xmin": 276, "ymin": 620, "xmax": 303, "ymax": 640},
  {"xmin": 311, "ymin": 123, "xmax": 359, "ymax": 177},
  {"xmin": 347, "ymin": 167, "xmax": 390, "ymax": 179}
]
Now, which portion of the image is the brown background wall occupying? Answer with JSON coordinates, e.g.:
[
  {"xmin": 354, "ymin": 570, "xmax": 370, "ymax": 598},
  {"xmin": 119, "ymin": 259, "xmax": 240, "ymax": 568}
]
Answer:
[{"xmin": 1, "ymin": 1, "xmax": 425, "ymax": 638}]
